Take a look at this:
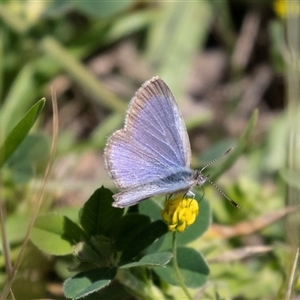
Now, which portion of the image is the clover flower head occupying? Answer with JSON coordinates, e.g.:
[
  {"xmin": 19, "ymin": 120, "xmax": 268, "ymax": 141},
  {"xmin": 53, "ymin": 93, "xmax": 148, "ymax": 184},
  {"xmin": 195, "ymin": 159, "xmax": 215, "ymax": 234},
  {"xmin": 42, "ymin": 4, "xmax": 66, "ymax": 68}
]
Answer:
[{"xmin": 161, "ymin": 194, "xmax": 199, "ymax": 233}]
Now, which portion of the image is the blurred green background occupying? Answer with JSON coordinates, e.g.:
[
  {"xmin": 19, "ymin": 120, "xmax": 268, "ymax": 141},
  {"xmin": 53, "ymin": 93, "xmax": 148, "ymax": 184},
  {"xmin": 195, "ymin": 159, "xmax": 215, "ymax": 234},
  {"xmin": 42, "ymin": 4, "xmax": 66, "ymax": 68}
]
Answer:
[{"xmin": 0, "ymin": 0, "xmax": 299, "ymax": 299}]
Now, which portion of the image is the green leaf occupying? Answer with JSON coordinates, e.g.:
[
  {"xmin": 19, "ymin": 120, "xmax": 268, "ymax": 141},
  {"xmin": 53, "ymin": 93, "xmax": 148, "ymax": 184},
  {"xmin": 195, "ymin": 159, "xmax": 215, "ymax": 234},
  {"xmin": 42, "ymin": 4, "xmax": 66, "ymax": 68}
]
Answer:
[
  {"xmin": 5, "ymin": 134, "xmax": 49, "ymax": 183},
  {"xmin": 94, "ymin": 281, "xmax": 133, "ymax": 300},
  {"xmin": 73, "ymin": 242, "xmax": 102, "ymax": 265},
  {"xmin": 154, "ymin": 247, "xmax": 209, "ymax": 288},
  {"xmin": 139, "ymin": 198, "xmax": 163, "ymax": 221},
  {"xmin": 120, "ymin": 252, "xmax": 173, "ymax": 269},
  {"xmin": 1, "ymin": 213, "xmax": 31, "ymax": 247},
  {"xmin": 105, "ymin": 9, "xmax": 155, "ymax": 46},
  {"xmin": 31, "ymin": 214, "xmax": 86, "ymax": 256},
  {"xmin": 0, "ymin": 64, "xmax": 37, "ymax": 135},
  {"xmin": 138, "ymin": 199, "xmax": 167, "ymax": 254},
  {"xmin": 63, "ymin": 267, "xmax": 117, "ymax": 300},
  {"xmin": 113, "ymin": 213, "xmax": 151, "ymax": 251},
  {"xmin": 120, "ymin": 220, "xmax": 168, "ymax": 265},
  {"xmin": 0, "ymin": 98, "xmax": 45, "ymax": 168},
  {"xmin": 79, "ymin": 187, "xmax": 123, "ymax": 236}
]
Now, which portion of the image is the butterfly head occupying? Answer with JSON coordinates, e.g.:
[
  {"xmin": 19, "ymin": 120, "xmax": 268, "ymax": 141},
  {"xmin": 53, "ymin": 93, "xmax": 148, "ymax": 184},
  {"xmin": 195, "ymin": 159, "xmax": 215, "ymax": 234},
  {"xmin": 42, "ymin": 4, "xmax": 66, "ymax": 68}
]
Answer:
[{"xmin": 193, "ymin": 170, "xmax": 209, "ymax": 187}]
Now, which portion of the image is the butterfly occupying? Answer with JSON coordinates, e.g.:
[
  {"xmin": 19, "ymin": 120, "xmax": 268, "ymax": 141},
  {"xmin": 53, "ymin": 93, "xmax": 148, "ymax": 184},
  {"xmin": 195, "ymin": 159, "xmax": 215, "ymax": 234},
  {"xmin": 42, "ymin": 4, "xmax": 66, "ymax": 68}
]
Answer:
[{"xmin": 104, "ymin": 77, "xmax": 238, "ymax": 208}]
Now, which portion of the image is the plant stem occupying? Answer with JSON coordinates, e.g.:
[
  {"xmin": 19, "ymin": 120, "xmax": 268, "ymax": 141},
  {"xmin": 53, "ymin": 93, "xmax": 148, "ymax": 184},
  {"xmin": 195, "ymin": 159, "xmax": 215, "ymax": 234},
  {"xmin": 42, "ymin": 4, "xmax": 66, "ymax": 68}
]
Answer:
[
  {"xmin": 285, "ymin": 247, "xmax": 300, "ymax": 300},
  {"xmin": 172, "ymin": 231, "xmax": 192, "ymax": 300}
]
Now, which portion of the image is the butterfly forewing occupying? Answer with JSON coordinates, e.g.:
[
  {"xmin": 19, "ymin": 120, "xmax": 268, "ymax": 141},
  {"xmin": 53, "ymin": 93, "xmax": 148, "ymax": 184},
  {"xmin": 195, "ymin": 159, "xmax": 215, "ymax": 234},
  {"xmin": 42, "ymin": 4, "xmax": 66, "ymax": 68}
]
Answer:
[{"xmin": 104, "ymin": 77, "xmax": 191, "ymax": 191}]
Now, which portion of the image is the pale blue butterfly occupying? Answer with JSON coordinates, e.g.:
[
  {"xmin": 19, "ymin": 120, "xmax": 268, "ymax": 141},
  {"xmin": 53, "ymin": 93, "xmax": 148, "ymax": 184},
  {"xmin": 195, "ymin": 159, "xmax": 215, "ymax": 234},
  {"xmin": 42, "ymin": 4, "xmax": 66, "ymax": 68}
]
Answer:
[{"xmin": 104, "ymin": 77, "xmax": 237, "ymax": 208}]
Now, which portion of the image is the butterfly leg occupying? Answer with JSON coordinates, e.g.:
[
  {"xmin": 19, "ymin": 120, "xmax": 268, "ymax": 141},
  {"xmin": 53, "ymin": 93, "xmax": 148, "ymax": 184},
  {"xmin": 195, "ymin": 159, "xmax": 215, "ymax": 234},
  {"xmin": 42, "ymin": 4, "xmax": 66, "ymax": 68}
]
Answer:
[
  {"xmin": 165, "ymin": 194, "xmax": 174, "ymax": 213},
  {"xmin": 185, "ymin": 190, "xmax": 195, "ymax": 199}
]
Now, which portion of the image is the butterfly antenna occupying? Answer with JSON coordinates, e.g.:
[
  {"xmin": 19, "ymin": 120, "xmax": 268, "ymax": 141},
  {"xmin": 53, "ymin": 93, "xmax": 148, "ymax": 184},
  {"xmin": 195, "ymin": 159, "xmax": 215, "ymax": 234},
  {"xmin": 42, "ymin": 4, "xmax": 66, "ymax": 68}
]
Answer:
[
  {"xmin": 199, "ymin": 148, "xmax": 238, "ymax": 208},
  {"xmin": 206, "ymin": 177, "xmax": 239, "ymax": 208},
  {"xmin": 200, "ymin": 148, "xmax": 233, "ymax": 173}
]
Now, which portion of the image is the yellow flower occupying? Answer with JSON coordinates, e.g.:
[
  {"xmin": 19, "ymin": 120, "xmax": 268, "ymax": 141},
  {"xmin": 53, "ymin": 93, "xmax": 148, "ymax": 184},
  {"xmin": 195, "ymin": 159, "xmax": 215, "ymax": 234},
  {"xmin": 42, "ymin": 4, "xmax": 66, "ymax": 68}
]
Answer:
[
  {"xmin": 161, "ymin": 194, "xmax": 199, "ymax": 233},
  {"xmin": 273, "ymin": 0, "xmax": 300, "ymax": 18}
]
